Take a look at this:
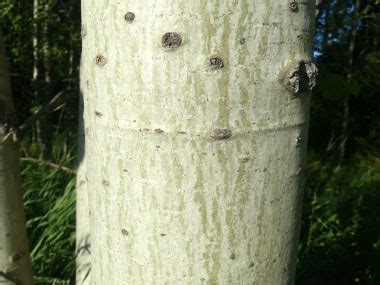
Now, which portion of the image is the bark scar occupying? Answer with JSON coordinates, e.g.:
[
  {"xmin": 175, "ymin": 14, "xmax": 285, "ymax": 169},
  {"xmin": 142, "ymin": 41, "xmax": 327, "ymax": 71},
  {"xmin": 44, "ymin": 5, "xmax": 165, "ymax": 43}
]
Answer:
[
  {"xmin": 211, "ymin": 129, "xmax": 233, "ymax": 140},
  {"xmin": 209, "ymin": 56, "xmax": 224, "ymax": 69},
  {"xmin": 9, "ymin": 251, "xmax": 25, "ymax": 263},
  {"xmin": 161, "ymin": 32, "xmax": 182, "ymax": 49},
  {"xmin": 279, "ymin": 60, "xmax": 318, "ymax": 95},
  {"xmin": 125, "ymin": 12, "xmax": 135, "ymax": 22},
  {"xmin": 95, "ymin": 55, "xmax": 107, "ymax": 66},
  {"xmin": 288, "ymin": 0, "xmax": 298, "ymax": 11}
]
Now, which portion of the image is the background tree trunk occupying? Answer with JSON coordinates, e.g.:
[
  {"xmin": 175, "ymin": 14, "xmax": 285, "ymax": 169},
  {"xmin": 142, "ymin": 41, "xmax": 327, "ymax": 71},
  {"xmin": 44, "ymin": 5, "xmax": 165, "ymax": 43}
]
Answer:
[
  {"xmin": 82, "ymin": 1, "xmax": 316, "ymax": 284},
  {"xmin": 0, "ymin": 29, "xmax": 34, "ymax": 285},
  {"xmin": 339, "ymin": 0, "xmax": 360, "ymax": 163},
  {"xmin": 32, "ymin": 0, "xmax": 48, "ymax": 158}
]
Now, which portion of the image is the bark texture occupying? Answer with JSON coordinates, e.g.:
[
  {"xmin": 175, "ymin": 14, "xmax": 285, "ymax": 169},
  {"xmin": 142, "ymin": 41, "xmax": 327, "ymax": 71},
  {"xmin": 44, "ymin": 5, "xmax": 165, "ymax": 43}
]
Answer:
[
  {"xmin": 76, "ymin": 86, "xmax": 91, "ymax": 285},
  {"xmin": 82, "ymin": 1, "xmax": 315, "ymax": 284},
  {"xmin": 0, "ymin": 30, "xmax": 34, "ymax": 285}
]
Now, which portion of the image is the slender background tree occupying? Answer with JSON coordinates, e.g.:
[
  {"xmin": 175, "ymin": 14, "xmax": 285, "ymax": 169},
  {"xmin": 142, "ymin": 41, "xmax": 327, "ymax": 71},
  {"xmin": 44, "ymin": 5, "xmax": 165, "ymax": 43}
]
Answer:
[{"xmin": 0, "ymin": 28, "xmax": 34, "ymax": 285}]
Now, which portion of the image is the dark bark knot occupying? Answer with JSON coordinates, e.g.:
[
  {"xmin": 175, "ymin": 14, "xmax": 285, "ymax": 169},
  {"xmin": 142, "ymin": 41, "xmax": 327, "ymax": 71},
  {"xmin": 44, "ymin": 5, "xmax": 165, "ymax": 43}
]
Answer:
[
  {"xmin": 9, "ymin": 251, "xmax": 25, "ymax": 263},
  {"xmin": 209, "ymin": 56, "xmax": 224, "ymax": 69},
  {"xmin": 1, "ymin": 110, "xmax": 18, "ymax": 134},
  {"xmin": 95, "ymin": 55, "xmax": 107, "ymax": 66},
  {"xmin": 81, "ymin": 26, "xmax": 86, "ymax": 38},
  {"xmin": 161, "ymin": 32, "xmax": 182, "ymax": 49},
  {"xmin": 279, "ymin": 61, "xmax": 318, "ymax": 95},
  {"xmin": 124, "ymin": 12, "xmax": 135, "ymax": 22},
  {"xmin": 154, "ymin": 128, "xmax": 164, "ymax": 134},
  {"xmin": 288, "ymin": 0, "xmax": 298, "ymax": 11},
  {"xmin": 295, "ymin": 135, "xmax": 302, "ymax": 147},
  {"xmin": 211, "ymin": 129, "xmax": 232, "ymax": 140}
]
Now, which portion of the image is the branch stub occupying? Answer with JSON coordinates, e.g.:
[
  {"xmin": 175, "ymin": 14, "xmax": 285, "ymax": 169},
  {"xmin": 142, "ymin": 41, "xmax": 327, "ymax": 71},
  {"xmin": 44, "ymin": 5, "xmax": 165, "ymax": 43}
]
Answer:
[{"xmin": 279, "ymin": 61, "xmax": 318, "ymax": 95}]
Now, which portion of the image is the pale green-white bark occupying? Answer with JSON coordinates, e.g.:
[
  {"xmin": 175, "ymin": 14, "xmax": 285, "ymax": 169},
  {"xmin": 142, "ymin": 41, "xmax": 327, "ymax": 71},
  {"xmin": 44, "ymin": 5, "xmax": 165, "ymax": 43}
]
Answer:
[
  {"xmin": 0, "ymin": 30, "xmax": 34, "ymax": 285},
  {"xmin": 82, "ymin": 1, "xmax": 316, "ymax": 284},
  {"xmin": 76, "ymin": 83, "xmax": 91, "ymax": 285}
]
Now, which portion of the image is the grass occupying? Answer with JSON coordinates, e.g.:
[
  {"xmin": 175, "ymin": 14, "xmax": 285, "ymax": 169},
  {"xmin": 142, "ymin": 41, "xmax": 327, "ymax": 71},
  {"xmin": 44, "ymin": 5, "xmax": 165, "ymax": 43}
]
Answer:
[{"xmin": 21, "ymin": 136, "xmax": 76, "ymax": 284}]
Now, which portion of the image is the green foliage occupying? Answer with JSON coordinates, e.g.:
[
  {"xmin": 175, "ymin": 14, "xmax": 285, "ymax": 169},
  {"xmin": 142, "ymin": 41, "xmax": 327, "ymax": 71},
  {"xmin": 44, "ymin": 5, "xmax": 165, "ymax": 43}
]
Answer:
[
  {"xmin": 21, "ymin": 136, "xmax": 76, "ymax": 284},
  {"xmin": 1, "ymin": 0, "xmax": 81, "ymax": 136},
  {"xmin": 297, "ymin": 152, "xmax": 380, "ymax": 285},
  {"xmin": 296, "ymin": 2, "xmax": 380, "ymax": 284},
  {"xmin": 319, "ymin": 74, "xmax": 360, "ymax": 100}
]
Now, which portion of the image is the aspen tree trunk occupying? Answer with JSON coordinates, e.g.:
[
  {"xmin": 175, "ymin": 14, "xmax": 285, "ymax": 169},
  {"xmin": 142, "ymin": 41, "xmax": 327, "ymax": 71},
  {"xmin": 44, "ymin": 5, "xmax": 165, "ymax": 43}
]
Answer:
[
  {"xmin": 76, "ymin": 2, "xmax": 91, "ymax": 281},
  {"xmin": 0, "ymin": 30, "xmax": 34, "ymax": 285},
  {"xmin": 75, "ymin": 88, "xmax": 91, "ymax": 285},
  {"xmin": 82, "ymin": 1, "xmax": 317, "ymax": 284}
]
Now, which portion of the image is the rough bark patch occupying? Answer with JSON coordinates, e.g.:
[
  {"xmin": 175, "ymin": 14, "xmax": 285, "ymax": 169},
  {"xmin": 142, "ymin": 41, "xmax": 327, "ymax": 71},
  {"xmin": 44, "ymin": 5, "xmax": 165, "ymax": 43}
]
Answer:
[
  {"xmin": 95, "ymin": 55, "xmax": 107, "ymax": 66},
  {"xmin": 279, "ymin": 61, "xmax": 318, "ymax": 95},
  {"xmin": 209, "ymin": 56, "xmax": 224, "ymax": 69},
  {"xmin": 288, "ymin": 0, "xmax": 298, "ymax": 11},
  {"xmin": 211, "ymin": 129, "xmax": 233, "ymax": 140},
  {"xmin": 161, "ymin": 32, "xmax": 182, "ymax": 49}
]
